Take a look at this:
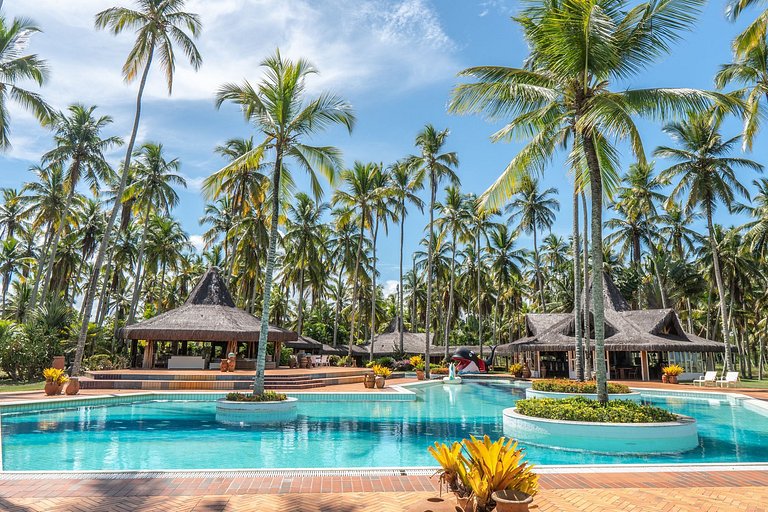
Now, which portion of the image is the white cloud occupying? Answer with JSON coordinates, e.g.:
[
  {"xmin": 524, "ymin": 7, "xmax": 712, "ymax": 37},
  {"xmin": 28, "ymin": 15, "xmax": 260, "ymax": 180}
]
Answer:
[
  {"xmin": 382, "ymin": 279, "xmax": 399, "ymax": 297},
  {"xmin": 179, "ymin": 172, "xmax": 206, "ymax": 192},
  {"xmin": 189, "ymin": 234, "xmax": 206, "ymax": 252}
]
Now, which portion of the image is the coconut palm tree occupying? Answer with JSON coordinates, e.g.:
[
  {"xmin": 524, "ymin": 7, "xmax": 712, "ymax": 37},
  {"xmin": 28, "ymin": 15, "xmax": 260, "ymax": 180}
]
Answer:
[
  {"xmin": 216, "ymin": 50, "xmax": 354, "ymax": 394},
  {"xmin": 449, "ymin": 0, "xmax": 719, "ymax": 402},
  {"xmin": 0, "ymin": 189, "xmax": 23, "ymax": 239},
  {"xmin": 507, "ymin": 176, "xmax": 558, "ymax": 312},
  {"xmin": 487, "ymin": 224, "xmax": 526, "ymax": 344},
  {"xmin": 33, "ymin": 104, "xmax": 121, "ymax": 310},
  {"xmin": 725, "ymin": 0, "xmax": 768, "ymax": 57},
  {"xmin": 73, "ymin": 0, "xmax": 203, "ymax": 375},
  {"xmin": 0, "ymin": 238, "xmax": 32, "ymax": 314},
  {"xmin": 467, "ymin": 196, "xmax": 499, "ymax": 358},
  {"xmin": 0, "ymin": 15, "xmax": 52, "ymax": 150},
  {"xmin": 410, "ymin": 125, "xmax": 458, "ymax": 376},
  {"xmin": 739, "ymin": 178, "xmax": 768, "ymax": 258},
  {"xmin": 435, "ymin": 186, "xmax": 471, "ymax": 357},
  {"xmin": 657, "ymin": 111, "xmax": 763, "ymax": 371},
  {"xmin": 389, "ymin": 160, "xmax": 424, "ymax": 353},
  {"xmin": 125, "ymin": 143, "xmax": 186, "ymax": 324}
]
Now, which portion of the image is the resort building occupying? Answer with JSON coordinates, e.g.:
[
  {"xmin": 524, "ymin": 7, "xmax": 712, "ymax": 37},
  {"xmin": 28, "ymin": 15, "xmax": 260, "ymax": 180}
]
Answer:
[{"xmin": 497, "ymin": 272, "xmax": 725, "ymax": 381}]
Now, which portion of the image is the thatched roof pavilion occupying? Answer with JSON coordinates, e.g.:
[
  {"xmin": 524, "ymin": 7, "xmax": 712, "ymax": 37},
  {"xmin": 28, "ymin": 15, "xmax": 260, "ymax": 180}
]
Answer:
[
  {"xmin": 118, "ymin": 267, "xmax": 297, "ymax": 368},
  {"xmin": 497, "ymin": 272, "xmax": 723, "ymax": 380}
]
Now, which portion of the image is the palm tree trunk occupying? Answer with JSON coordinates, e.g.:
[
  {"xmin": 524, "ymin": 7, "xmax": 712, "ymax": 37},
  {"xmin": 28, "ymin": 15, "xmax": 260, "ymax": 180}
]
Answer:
[
  {"xmin": 369, "ymin": 216, "xmax": 379, "ymax": 363},
  {"xmin": 347, "ymin": 212, "xmax": 365, "ymax": 357},
  {"xmin": 424, "ymin": 175, "xmax": 436, "ymax": 378},
  {"xmin": 399, "ymin": 208, "xmax": 405, "ymax": 354},
  {"xmin": 128, "ymin": 202, "xmax": 152, "ymax": 325},
  {"xmin": 686, "ymin": 298, "xmax": 694, "ymax": 333},
  {"xmin": 581, "ymin": 192, "xmax": 591, "ymax": 378},
  {"xmin": 444, "ymin": 231, "xmax": 457, "ymax": 361},
  {"xmin": 332, "ymin": 268, "xmax": 343, "ymax": 346},
  {"xmin": 253, "ymin": 152, "xmax": 283, "ymax": 395},
  {"xmin": 411, "ymin": 253, "xmax": 417, "ymax": 332},
  {"xmin": 706, "ymin": 206, "xmax": 733, "ymax": 371},
  {"xmin": 35, "ymin": 183, "xmax": 77, "ymax": 308},
  {"xmin": 71, "ymin": 52, "xmax": 154, "ymax": 376},
  {"xmin": 476, "ymin": 229, "xmax": 483, "ymax": 359},
  {"xmin": 533, "ymin": 226, "xmax": 545, "ymax": 312},
  {"xmin": 296, "ymin": 267, "xmax": 306, "ymax": 335},
  {"xmin": 573, "ymin": 189, "xmax": 584, "ymax": 381},
  {"xmin": 582, "ymin": 133, "xmax": 607, "ymax": 403},
  {"xmin": 643, "ymin": 222, "xmax": 668, "ymax": 309}
]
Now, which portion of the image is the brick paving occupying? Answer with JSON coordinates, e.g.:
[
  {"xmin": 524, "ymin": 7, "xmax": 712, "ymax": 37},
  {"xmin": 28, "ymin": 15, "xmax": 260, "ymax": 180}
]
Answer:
[{"xmin": 0, "ymin": 470, "xmax": 766, "ymax": 511}]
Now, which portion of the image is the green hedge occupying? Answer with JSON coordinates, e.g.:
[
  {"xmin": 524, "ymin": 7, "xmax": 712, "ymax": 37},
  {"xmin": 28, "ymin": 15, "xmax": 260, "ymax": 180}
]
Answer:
[
  {"xmin": 532, "ymin": 379, "xmax": 631, "ymax": 394},
  {"xmin": 515, "ymin": 397, "xmax": 677, "ymax": 423},
  {"xmin": 224, "ymin": 391, "xmax": 288, "ymax": 402}
]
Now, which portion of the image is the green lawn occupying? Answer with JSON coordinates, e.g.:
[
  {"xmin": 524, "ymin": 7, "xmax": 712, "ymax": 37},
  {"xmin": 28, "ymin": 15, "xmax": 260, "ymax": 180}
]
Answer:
[
  {"xmin": 0, "ymin": 379, "xmax": 45, "ymax": 393},
  {"xmin": 731, "ymin": 378, "xmax": 768, "ymax": 389}
]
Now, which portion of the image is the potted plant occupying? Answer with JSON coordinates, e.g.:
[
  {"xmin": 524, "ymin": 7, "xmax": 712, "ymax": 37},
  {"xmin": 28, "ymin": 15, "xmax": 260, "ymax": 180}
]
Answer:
[
  {"xmin": 372, "ymin": 364, "xmax": 392, "ymax": 388},
  {"xmin": 363, "ymin": 371, "xmax": 376, "ymax": 388},
  {"xmin": 662, "ymin": 364, "xmax": 684, "ymax": 384},
  {"xmin": 410, "ymin": 355, "xmax": 426, "ymax": 380},
  {"xmin": 65, "ymin": 376, "xmax": 80, "ymax": 395},
  {"xmin": 522, "ymin": 363, "xmax": 532, "ymax": 379},
  {"xmin": 429, "ymin": 435, "xmax": 539, "ymax": 512},
  {"xmin": 508, "ymin": 363, "xmax": 524, "ymax": 379},
  {"xmin": 43, "ymin": 367, "xmax": 68, "ymax": 396}
]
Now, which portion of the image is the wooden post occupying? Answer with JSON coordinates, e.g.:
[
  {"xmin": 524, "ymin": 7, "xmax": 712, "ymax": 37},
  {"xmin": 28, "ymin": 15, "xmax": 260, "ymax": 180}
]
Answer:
[
  {"xmin": 142, "ymin": 340, "xmax": 154, "ymax": 369},
  {"xmin": 640, "ymin": 350, "xmax": 649, "ymax": 381},
  {"xmin": 605, "ymin": 350, "xmax": 611, "ymax": 380},
  {"xmin": 275, "ymin": 341, "xmax": 282, "ymax": 366}
]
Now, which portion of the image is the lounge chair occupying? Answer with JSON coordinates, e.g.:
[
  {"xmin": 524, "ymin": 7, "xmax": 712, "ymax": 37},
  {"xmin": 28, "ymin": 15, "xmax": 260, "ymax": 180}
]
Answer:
[
  {"xmin": 693, "ymin": 371, "xmax": 717, "ymax": 387},
  {"xmin": 716, "ymin": 371, "xmax": 740, "ymax": 388}
]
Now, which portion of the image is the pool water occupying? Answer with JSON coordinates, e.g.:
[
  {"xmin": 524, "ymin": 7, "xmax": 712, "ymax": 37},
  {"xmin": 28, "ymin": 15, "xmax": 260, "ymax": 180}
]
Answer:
[{"xmin": 2, "ymin": 382, "xmax": 767, "ymax": 471}]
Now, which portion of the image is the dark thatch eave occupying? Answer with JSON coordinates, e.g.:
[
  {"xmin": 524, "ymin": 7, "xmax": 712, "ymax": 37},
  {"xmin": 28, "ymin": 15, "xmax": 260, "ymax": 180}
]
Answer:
[{"xmin": 118, "ymin": 267, "xmax": 298, "ymax": 343}]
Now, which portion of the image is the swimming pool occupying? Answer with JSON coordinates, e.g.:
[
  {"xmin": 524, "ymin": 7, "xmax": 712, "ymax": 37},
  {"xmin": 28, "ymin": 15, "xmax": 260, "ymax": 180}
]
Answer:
[{"xmin": 2, "ymin": 382, "xmax": 767, "ymax": 471}]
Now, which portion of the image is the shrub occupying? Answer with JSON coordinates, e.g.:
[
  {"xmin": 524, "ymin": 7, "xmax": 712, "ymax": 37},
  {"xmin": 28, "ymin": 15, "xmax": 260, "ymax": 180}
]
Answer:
[
  {"xmin": 224, "ymin": 391, "xmax": 288, "ymax": 402},
  {"xmin": 375, "ymin": 356, "xmax": 395, "ymax": 368},
  {"xmin": 328, "ymin": 355, "xmax": 341, "ymax": 366},
  {"xmin": 83, "ymin": 354, "xmax": 115, "ymax": 371},
  {"xmin": 515, "ymin": 397, "xmax": 677, "ymax": 423},
  {"xmin": 0, "ymin": 320, "xmax": 61, "ymax": 381},
  {"xmin": 508, "ymin": 363, "xmax": 523, "ymax": 375},
  {"xmin": 392, "ymin": 359, "xmax": 412, "ymax": 371},
  {"xmin": 409, "ymin": 355, "xmax": 425, "ymax": 370},
  {"xmin": 662, "ymin": 364, "xmax": 684, "ymax": 376},
  {"xmin": 371, "ymin": 364, "xmax": 392, "ymax": 377},
  {"xmin": 432, "ymin": 367, "xmax": 449, "ymax": 375},
  {"xmin": 532, "ymin": 379, "xmax": 630, "ymax": 394}
]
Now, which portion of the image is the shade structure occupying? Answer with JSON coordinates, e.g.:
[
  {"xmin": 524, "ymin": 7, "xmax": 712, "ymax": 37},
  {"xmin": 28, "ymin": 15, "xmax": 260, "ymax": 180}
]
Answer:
[
  {"xmin": 118, "ymin": 267, "xmax": 297, "ymax": 343},
  {"xmin": 497, "ymin": 272, "xmax": 724, "ymax": 355}
]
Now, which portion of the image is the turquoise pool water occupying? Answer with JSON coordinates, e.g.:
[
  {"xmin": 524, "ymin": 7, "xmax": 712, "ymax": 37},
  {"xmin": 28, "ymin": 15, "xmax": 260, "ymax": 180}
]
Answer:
[{"xmin": 2, "ymin": 382, "xmax": 767, "ymax": 471}]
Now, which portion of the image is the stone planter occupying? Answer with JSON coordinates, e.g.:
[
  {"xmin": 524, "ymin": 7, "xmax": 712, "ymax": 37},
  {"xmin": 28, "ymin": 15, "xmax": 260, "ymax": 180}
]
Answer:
[
  {"xmin": 64, "ymin": 377, "xmax": 80, "ymax": 395},
  {"xmin": 662, "ymin": 374, "xmax": 668, "ymax": 383},
  {"xmin": 415, "ymin": 370, "xmax": 425, "ymax": 380},
  {"xmin": 363, "ymin": 374, "xmax": 376, "ymax": 388},
  {"xmin": 669, "ymin": 375, "xmax": 678, "ymax": 384},
  {"xmin": 492, "ymin": 490, "xmax": 534, "ymax": 512},
  {"xmin": 374, "ymin": 376, "xmax": 386, "ymax": 389},
  {"xmin": 502, "ymin": 407, "xmax": 698, "ymax": 454},
  {"xmin": 44, "ymin": 381, "xmax": 61, "ymax": 396},
  {"xmin": 215, "ymin": 397, "xmax": 298, "ymax": 425},
  {"xmin": 525, "ymin": 388, "xmax": 642, "ymax": 403}
]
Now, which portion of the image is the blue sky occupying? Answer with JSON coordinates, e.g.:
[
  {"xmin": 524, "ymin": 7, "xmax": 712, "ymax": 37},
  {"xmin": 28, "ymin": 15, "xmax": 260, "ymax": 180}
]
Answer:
[{"xmin": 3, "ymin": 0, "xmax": 766, "ymax": 295}]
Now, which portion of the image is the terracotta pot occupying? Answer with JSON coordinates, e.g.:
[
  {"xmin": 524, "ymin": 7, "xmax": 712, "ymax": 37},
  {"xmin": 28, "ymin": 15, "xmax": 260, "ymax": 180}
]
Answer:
[
  {"xmin": 374, "ymin": 375, "xmax": 385, "ymax": 389},
  {"xmin": 65, "ymin": 377, "xmax": 80, "ymax": 395},
  {"xmin": 219, "ymin": 360, "xmax": 229, "ymax": 372},
  {"xmin": 669, "ymin": 375, "xmax": 678, "ymax": 384},
  {"xmin": 228, "ymin": 358, "xmax": 236, "ymax": 372},
  {"xmin": 514, "ymin": 371, "xmax": 523, "ymax": 379},
  {"xmin": 44, "ymin": 381, "xmax": 60, "ymax": 396},
  {"xmin": 52, "ymin": 356, "xmax": 65, "ymax": 370},
  {"xmin": 416, "ymin": 370, "xmax": 425, "ymax": 380},
  {"xmin": 522, "ymin": 364, "xmax": 532, "ymax": 379},
  {"xmin": 455, "ymin": 495, "xmax": 474, "ymax": 512},
  {"xmin": 661, "ymin": 374, "xmax": 668, "ymax": 383},
  {"xmin": 492, "ymin": 490, "xmax": 533, "ymax": 512},
  {"xmin": 363, "ymin": 374, "xmax": 376, "ymax": 388}
]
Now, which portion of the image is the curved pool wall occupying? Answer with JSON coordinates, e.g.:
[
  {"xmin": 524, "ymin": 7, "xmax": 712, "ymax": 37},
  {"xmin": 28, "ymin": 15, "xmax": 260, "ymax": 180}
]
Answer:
[
  {"xmin": 215, "ymin": 397, "xmax": 299, "ymax": 425},
  {"xmin": 2, "ymin": 381, "xmax": 767, "ymax": 471},
  {"xmin": 502, "ymin": 407, "xmax": 699, "ymax": 454},
  {"xmin": 525, "ymin": 388, "xmax": 643, "ymax": 403}
]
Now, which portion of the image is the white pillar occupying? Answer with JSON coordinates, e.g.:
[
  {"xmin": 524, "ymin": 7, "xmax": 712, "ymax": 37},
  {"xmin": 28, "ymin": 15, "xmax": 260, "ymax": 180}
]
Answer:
[{"xmin": 640, "ymin": 350, "xmax": 649, "ymax": 381}]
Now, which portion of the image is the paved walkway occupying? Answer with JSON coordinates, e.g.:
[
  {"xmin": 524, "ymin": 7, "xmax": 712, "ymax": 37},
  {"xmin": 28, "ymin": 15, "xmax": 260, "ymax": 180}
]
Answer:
[{"xmin": 0, "ymin": 470, "xmax": 766, "ymax": 511}]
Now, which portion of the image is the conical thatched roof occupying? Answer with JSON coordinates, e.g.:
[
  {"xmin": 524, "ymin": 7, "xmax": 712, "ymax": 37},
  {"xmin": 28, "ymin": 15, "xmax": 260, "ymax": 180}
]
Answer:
[
  {"xmin": 118, "ymin": 268, "xmax": 297, "ymax": 343},
  {"xmin": 498, "ymin": 272, "xmax": 724, "ymax": 354}
]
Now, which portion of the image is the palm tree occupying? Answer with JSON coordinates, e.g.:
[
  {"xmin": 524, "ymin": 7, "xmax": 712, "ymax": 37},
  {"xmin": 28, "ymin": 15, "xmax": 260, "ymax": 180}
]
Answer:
[
  {"xmin": 449, "ymin": 0, "xmax": 718, "ymax": 402},
  {"xmin": 125, "ymin": 143, "xmax": 186, "ymax": 324},
  {"xmin": 507, "ymin": 176, "xmax": 558, "ymax": 312},
  {"xmin": 410, "ymin": 125, "xmax": 458, "ymax": 376},
  {"xmin": 656, "ymin": 111, "xmax": 763, "ymax": 371},
  {"xmin": 216, "ymin": 50, "xmax": 354, "ymax": 394},
  {"xmin": 0, "ymin": 238, "xmax": 32, "ymax": 314},
  {"xmin": 716, "ymin": 39, "xmax": 768, "ymax": 150},
  {"xmin": 435, "ymin": 186, "xmax": 471, "ymax": 357},
  {"xmin": 73, "ymin": 0, "xmax": 202, "ymax": 375},
  {"xmin": 467, "ymin": 196, "xmax": 498, "ymax": 358},
  {"xmin": 0, "ymin": 189, "xmax": 23, "ymax": 239},
  {"xmin": 0, "ymin": 15, "xmax": 52, "ymax": 149},
  {"xmin": 332, "ymin": 163, "xmax": 380, "ymax": 356},
  {"xmin": 487, "ymin": 224, "xmax": 526, "ymax": 344},
  {"xmin": 389, "ymin": 160, "xmax": 424, "ymax": 353},
  {"xmin": 725, "ymin": 0, "xmax": 768, "ymax": 57},
  {"xmin": 739, "ymin": 178, "xmax": 768, "ymax": 258},
  {"xmin": 199, "ymin": 197, "xmax": 235, "ymax": 262},
  {"xmin": 33, "ymin": 104, "xmax": 121, "ymax": 309},
  {"xmin": 146, "ymin": 215, "xmax": 189, "ymax": 311}
]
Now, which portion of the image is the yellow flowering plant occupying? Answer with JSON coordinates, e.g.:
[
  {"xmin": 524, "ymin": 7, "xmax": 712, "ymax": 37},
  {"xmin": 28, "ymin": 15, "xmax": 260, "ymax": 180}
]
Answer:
[
  {"xmin": 662, "ymin": 364, "xmax": 684, "ymax": 376},
  {"xmin": 371, "ymin": 364, "xmax": 392, "ymax": 378},
  {"xmin": 42, "ymin": 367, "xmax": 68, "ymax": 385},
  {"xmin": 409, "ymin": 355, "xmax": 425, "ymax": 370}
]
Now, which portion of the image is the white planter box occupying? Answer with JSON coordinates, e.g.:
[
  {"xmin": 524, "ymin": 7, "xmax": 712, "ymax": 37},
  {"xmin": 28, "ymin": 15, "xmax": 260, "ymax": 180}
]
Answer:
[
  {"xmin": 503, "ymin": 407, "xmax": 698, "ymax": 454},
  {"xmin": 215, "ymin": 397, "xmax": 298, "ymax": 425},
  {"xmin": 525, "ymin": 388, "xmax": 643, "ymax": 403}
]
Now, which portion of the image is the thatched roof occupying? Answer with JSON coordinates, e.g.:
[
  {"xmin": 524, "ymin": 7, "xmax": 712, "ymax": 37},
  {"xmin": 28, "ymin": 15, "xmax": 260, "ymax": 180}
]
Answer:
[
  {"xmin": 118, "ymin": 268, "xmax": 298, "ymax": 343},
  {"xmin": 365, "ymin": 330, "xmax": 442, "ymax": 356},
  {"xmin": 498, "ymin": 272, "xmax": 724, "ymax": 355},
  {"xmin": 285, "ymin": 335, "xmax": 323, "ymax": 351}
]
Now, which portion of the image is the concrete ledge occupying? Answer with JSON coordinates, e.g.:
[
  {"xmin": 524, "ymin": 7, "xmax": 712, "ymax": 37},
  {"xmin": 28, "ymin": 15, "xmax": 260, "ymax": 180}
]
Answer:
[
  {"xmin": 503, "ymin": 407, "xmax": 699, "ymax": 454},
  {"xmin": 215, "ymin": 397, "xmax": 298, "ymax": 424},
  {"xmin": 526, "ymin": 388, "xmax": 643, "ymax": 403}
]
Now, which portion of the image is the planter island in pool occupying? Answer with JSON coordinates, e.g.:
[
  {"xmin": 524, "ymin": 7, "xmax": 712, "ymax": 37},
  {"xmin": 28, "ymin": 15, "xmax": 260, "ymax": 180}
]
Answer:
[
  {"xmin": 524, "ymin": 388, "xmax": 642, "ymax": 403},
  {"xmin": 502, "ymin": 407, "xmax": 699, "ymax": 454},
  {"xmin": 215, "ymin": 397, "xmax": 298, "ymax": 425}
]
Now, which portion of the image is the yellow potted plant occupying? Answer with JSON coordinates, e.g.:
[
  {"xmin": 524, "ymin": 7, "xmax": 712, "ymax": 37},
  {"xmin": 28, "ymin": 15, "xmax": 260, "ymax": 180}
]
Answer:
[
  {"xmin": 372, "ymin": 364, "xmax": 392, "ymax": 388},
  {"xmin": 43, "ymin": 367, "xmax": 68, "ymax": 396},
  {"xmin": 662, "ymin": 364, "xmax": 684, "ymax": 384},
  {"xmin": 508, "ymin": 363, "xmax": 524, "ymax": 379},
  {"xmin": 410, "ymin": 355, "xmax": 426, "ymax": 380}
]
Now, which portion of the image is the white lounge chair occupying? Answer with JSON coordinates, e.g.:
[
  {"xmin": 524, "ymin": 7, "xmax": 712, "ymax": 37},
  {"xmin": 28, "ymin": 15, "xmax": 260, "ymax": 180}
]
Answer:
[
  {"xmin": 693, "ymin": 371, "xmax": 717, "ymax": 387},
  {"xmin": 716, "ymin": 371, "xmax": 740, "ymax": 388}
]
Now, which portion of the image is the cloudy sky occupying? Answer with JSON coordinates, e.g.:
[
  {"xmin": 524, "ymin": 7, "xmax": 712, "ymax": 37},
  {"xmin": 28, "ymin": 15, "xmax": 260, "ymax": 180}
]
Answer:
[{"xmin": 2, "ymin": 0, "xmax": 765, "ymax": 296}]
